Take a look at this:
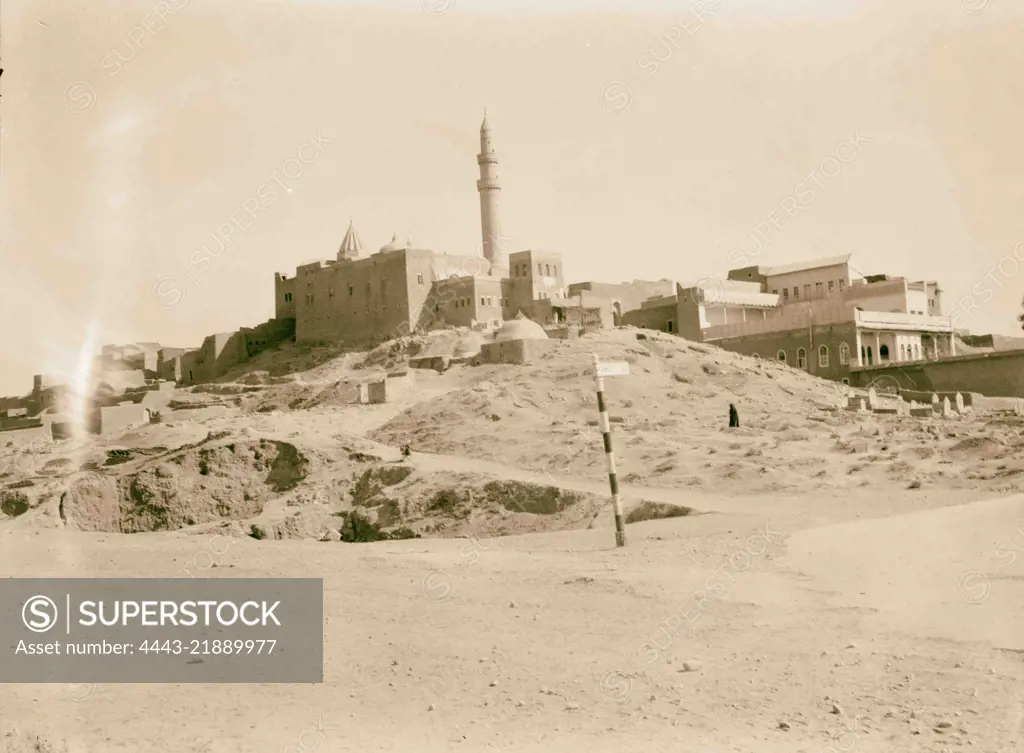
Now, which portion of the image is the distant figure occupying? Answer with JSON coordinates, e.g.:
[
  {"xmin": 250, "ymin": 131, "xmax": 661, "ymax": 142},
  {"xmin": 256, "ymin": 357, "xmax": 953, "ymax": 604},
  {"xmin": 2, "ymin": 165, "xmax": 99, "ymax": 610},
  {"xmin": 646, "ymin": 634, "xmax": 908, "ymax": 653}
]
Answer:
[
  {"xmin": 401, "ymin": 444, "xmax": 411, "ymax": 458},
  {"xmin": 728, "ymin": 403, "xmax": 739, "ymax": 428}
]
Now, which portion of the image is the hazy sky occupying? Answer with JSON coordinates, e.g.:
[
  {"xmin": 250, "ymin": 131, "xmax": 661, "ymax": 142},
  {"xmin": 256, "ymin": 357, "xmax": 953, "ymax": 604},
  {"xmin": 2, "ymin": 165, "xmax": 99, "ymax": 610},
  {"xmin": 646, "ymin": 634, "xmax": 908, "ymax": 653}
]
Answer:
[{"xmin": 2, "ymin": 0, "xmax": 1023, "ymax": 394}]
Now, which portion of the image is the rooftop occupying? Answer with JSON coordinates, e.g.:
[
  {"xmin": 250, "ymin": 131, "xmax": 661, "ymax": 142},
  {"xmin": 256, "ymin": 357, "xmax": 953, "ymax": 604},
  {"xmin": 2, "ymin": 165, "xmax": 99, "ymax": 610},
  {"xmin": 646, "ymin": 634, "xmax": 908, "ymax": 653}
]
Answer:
[{"xmin": 758, "ymin": 253, "xmax": 852, "ymax": 277}]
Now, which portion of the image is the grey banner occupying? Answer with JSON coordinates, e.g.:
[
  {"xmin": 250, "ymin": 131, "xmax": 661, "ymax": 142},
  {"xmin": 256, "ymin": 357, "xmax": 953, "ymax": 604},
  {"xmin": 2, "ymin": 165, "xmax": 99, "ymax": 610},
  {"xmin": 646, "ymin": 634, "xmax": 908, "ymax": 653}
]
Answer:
[{"xmin": 0, "ymin": 578, "xmax": 323, "ymax": 683}]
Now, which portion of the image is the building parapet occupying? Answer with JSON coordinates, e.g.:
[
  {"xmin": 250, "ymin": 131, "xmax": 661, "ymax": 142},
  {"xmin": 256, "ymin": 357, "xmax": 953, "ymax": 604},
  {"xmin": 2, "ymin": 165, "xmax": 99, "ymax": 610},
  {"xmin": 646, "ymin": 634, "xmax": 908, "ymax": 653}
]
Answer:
[{"xmin": 855, "ymin": 310, "xmax": 953, "ymax": 332}]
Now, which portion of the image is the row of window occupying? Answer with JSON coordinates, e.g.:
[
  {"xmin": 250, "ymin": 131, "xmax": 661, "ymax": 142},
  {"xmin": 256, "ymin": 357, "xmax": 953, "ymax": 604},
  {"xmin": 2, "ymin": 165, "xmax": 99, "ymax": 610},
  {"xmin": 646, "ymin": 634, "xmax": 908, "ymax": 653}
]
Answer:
[
  {"xmin": 513, "ymin": 262, "xmax": 558, "ymax": 278},
  {"xmin": 763, "ymin": 343, "xmax": 848, "ymax": 369},
  {"xmin": 288, "ymin": 274, "xmax": 427, "ymax": 306},
  {"xmin": 765, "ymin": 341, "xmax": 924, "ymax": 369},
  {"xmin": 451, "ymin": 297, "xmax": 506, "ymax": 309},
  {"xmin": 774, "ymin": 280, "xmax": 845, "ymax": 301}
]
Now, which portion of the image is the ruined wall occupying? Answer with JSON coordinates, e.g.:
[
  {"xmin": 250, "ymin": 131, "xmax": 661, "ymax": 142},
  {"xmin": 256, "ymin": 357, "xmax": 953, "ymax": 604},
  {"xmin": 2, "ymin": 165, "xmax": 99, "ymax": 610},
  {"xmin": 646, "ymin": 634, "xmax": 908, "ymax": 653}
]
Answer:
[
  {"xmin": 180, "ymin": 332, "xmax": 247, "ymax": 385},
  {"xmin": 0, "ymin": 422, "xmax": 52, "ymax": 447},
  {"xmin": 99, "ymin": 404, "xmax": 150, "ymax": 436},
  {"xmin": 243, "ymin": 318, "xmax": 295, "ymax": 358},
  {"xmin": 710, "ymin": 321, "xmax": 861, "ymax": 382},
  {"xmin": 567, "ymin": 279, "xmax": 676, "ymax": 328},
  {"xmin": 676, "ymin": 284, "xmax": 704, "ymax": 341},
  {"xmin": 849, "ymin": 349, "xmax": 1024, "ymax": 397},
  {"xmin": 275, "ymin": 273, "xmax": 297, "ymax": 320},
  {"xmin": 366, "ymin": 372, "xmax": 415, "ymax": 404},
  {"xmin": 621, "ymin": 300, "xmax": 677, "ymax": 333}
]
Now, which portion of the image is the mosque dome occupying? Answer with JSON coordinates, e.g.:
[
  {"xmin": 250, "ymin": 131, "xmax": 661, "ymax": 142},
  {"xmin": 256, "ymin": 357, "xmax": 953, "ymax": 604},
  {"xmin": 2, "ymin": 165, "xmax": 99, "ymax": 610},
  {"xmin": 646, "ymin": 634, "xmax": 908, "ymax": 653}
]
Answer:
[
  {"xmin": 379, "ymin": 233, "xmax": 406, "ymax": 253},
  {"xmin": 494, "ymin": 313, "xmax": 548, "ymax": 342},
  {"xmin": 453, "ymin": 332, "xmax": 483, "ymax": 359}
]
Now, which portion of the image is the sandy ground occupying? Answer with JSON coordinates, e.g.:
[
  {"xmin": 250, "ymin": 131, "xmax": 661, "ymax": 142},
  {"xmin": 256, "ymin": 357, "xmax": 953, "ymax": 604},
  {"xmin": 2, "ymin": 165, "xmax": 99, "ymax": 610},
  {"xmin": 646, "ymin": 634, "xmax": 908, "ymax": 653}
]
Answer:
[{"xmin": 1, "ymin": 329, "xmax": 1023, "ymax": 752}]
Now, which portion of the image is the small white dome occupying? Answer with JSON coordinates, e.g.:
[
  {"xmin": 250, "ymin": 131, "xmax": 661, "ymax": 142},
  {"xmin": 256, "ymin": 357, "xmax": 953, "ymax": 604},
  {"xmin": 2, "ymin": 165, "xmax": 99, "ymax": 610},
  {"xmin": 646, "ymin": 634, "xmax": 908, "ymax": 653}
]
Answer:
[
  {"xmin": 379, "ymin": 233, "xmax": 405, "ymax": 253},
  {"xmin": 494, "ymin": 313, "xmax": 548, "ymax": 342}
]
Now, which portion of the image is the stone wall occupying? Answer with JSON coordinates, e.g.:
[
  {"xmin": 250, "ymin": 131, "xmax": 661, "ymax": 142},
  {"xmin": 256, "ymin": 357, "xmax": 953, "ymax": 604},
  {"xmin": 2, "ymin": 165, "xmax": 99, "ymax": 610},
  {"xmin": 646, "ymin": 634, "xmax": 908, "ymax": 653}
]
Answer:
[
  {"xmin": 0, "ymin": 422, "xmax": 52, "ymax": 447},
  {"xmin": 477, "ymin": 339, "xmax": 554, "ymax": 365},
  {"xmin": 621, "ymin": 300, "xmax": 677, "ymax": 333},
  {"xmin": 99, "ymin": 404, "xmax": 150, "ymax": 436},
  {"xmin": 275, "ymin": 272, "xmax": 297, "ymax": 320},
  {"xmin": 293, "ymin": 249, "xmax": 443, "ymax": 346},
  {"xmin": 567, "ymin": 279, "xmax": 676, "ymax": 327},
  {"xmin": 180, "ymin": 332, "xmax": 247, "ymax": 385},
  {"xmin": 710, "ymin": 321, "xmax": 861, "ymax": 382},
  {"xmin": 243, "ymin": 317, "xmax": 295, "ymax": 358},
  {"xmin": 849, "ymin": 349, "xmax": 1024, "ymax": 397},
  {"xmin": 367, "ymin": 371, "xmax": 416, "ymax": 404}
]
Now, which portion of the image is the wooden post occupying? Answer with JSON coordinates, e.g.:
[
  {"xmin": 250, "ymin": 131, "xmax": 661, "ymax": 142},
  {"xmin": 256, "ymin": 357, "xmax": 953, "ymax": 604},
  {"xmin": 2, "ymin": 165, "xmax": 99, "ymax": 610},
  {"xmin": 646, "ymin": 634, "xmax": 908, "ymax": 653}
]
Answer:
[{"xmin": 593, "ymin": 353, "xmax": 626, "ymax": 547}]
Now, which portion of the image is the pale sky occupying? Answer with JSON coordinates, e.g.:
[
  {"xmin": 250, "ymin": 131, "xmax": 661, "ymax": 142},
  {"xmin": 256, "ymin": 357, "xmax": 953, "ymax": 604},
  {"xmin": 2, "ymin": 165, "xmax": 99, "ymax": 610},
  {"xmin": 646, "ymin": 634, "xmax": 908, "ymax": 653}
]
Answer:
[{"xmin": 2, "ymin": 0, "xmax": 1023, "ymax": 394}]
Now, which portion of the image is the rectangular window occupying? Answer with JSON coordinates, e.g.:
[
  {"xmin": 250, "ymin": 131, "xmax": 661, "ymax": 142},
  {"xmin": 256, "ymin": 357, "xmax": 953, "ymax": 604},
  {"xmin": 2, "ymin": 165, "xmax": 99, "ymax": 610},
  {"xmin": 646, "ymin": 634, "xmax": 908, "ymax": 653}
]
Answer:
[
  {"xmin": 815, "ymin": 282, "xmax": 823, "ymax": 295},
  {"xmin": 828, "ymin": 280, "xmax": 835, "ymax": 292},
  {"xmin": 417, "ymin": 274, "xmax": 424, "ymax": 285},
  {"xmin": 783, "ymin": 289, "xmax": 789, "ymax": 301},
  {"xmin": 772, "ymin": 289, "xmax": 778, "ymax": 295},
  {"xmin": 803, "ymin": 284, "xmax": 810, "ymax": 298},
  {"xmin": 481, "ymin": 297, "xmax": 486, "ymax": 307},
  {"xmin": 793, "ymin": 286, "xmax": 800, "ymax": 299},
  {"xmin": 838, "ymin": 279, "xmax": 845, "ymax": 292},
  {"xmin": 348, "ymin": 286, "xmax": 353, "ymax": 296}
]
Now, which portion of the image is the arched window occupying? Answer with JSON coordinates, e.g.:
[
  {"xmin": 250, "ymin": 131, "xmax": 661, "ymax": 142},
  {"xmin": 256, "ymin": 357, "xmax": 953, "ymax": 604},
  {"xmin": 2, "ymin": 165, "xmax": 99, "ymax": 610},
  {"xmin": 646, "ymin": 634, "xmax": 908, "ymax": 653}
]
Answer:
[
  {"xmin": 818, "ymin": 345, "xmax": 829, "ymax": 368},
  {"xmin": 914, "ymin": 344, "xmax": 920, "ymax": 359},
  {"xmin": 797, "ymin": 348, "xmax": 807, "ymax": 369},
  {"xmin": 777, "ymin": 350, "xmax": 787, "ymax": 363},
  {"xmin": 880, "ymin": 344, "xmax": 890, "ymax": 361},
  {"xmin": 839, "ymin": 342, "xmax": 850, "ymax": 365},
  {"xmin": 545, "ymin": 264, "xmax": 551, "ymax": 276}
]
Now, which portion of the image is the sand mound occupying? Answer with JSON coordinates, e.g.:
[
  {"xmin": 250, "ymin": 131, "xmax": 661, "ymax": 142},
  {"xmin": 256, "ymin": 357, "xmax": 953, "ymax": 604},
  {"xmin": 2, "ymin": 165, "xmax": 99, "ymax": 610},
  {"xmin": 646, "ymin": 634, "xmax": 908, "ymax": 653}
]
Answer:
[
  {"xmin": 625, "ymin": 501, "xmax": 693, "ymax": 524},
  {"xmin": 370, "ymin": 329, "xmax": 850, "ymax": 493},
  {"xmin": 949, "ymin": 436, "xmax": 1005, "ymax": 457}
]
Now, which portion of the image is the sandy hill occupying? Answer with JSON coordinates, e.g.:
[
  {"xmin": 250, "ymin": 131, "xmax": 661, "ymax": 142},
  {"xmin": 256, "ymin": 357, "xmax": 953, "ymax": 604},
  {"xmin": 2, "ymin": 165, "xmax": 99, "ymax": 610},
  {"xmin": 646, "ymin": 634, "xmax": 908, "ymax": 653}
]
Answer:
[
  {"xmin": 2, "ymin": 328, "xmax": 1022, "ymax": 545},
  {"xmin": 2, "ymin": 329, "xmax": 1024, "ymax": 752}
]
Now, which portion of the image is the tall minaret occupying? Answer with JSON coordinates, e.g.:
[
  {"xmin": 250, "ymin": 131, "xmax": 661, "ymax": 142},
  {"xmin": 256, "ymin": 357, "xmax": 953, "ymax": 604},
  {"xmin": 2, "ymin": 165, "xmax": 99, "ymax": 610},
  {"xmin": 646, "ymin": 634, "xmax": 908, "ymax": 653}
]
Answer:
[{"xmin": 477, "ymin": 109, "xmax": 505, "ymax": 274}]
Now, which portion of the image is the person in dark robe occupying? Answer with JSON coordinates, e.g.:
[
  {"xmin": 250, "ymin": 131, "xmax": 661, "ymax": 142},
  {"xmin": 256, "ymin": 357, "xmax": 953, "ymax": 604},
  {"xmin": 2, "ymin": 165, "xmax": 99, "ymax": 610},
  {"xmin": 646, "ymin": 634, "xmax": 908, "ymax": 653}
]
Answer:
[
  {"xmin": 728, "ymin": 403, "xmax": 739, "ymax": 428},
  {"xmin": 401, "ymin": 444, "xmax": 411, "ymax": 458}
]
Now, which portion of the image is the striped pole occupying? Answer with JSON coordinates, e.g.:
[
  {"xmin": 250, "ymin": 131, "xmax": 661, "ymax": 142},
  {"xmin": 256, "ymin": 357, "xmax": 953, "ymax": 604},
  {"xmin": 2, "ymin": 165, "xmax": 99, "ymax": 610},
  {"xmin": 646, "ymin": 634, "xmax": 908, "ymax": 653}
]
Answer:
[{"xmin": 593, "ymin": 353, "xmax": 626, "ymax": 547}]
